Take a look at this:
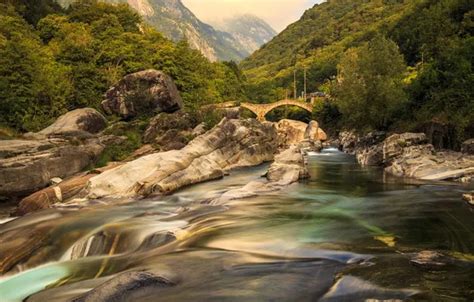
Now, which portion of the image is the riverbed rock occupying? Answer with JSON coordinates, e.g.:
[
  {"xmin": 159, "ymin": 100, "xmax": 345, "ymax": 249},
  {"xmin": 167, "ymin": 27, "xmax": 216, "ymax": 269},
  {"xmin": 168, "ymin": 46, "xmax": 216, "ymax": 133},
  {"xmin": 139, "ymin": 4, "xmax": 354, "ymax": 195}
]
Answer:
[
  {"xmin": 192, "ymin": 123, "xmax": 207, "ymax": 136},
  {"xmin": 0, "ymin": 138, "xmax": 104, "ymax": 200},
  {"xmin": 383, "ymin": 133, "xmax": 428, "ymax": 163},
  {"xmin": 142, "ymin": 112, "xmax": 199, "ymax": 152},
  {"xmin": 13, "ymin": 163, "xmax": 121, "ymax": 215},
  {"xmin": 267, "ymin": 146, "xmax": 308, "ymax": 185},
  {"xmin": 462, "ymin": 192, "xmax": 473, "ymax": 206},
  {"xmin": 34, "ymin": 108, "xmax": 107, "ymax": 138},
  {"xmin": 276, "ymin": 119, "xmax": 307, "ymax": 147},
  {"xmin": 340, "ymin": 131, "xmax": 474, "ymax": 182},
  {"xmin": 461, "ymin": 139, "xmax": 474, "ymax": 155},
  {"xmin": 71, "ymin": 271, "xmax": 176, "ymax": 302},
  {"xmin": 102, "ymin": 69, "xmax": 183, "ymax": 119},
  {"xmin": 339, "ymin": 131, "xmax": 358, "ymax": 154},
  {"xmin": 87, "ymin": 118, "xmax": 278, "ymax": 199},
  {"xmin": 410, "ymin": 251, "xmax": 449, "ymax": 269},
  {"xmin": 212, "ymin": 145, "xmax": 309, "ymax": 205}
]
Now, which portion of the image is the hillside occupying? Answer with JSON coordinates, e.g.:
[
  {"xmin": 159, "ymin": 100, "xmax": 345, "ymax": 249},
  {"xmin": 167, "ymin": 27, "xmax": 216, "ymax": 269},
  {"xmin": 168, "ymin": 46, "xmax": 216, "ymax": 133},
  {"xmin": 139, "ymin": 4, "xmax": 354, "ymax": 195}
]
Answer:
[
  {"xmin": 241, "ymin": 0, "xmax": 473, "ymax": 147},
  {"xmin": 210, "ymin": 14, "xmax": 277, "ymax": 55},
  {"xmin": 241, "ymin": 0, "xmax": 413, "ymax": 80}
]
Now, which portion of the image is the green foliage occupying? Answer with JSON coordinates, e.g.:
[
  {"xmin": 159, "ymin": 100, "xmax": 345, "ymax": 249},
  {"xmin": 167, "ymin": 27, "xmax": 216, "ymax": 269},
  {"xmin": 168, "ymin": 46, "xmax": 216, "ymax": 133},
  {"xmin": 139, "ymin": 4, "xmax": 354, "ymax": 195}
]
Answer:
[
  {"xmin": 0, "ymin": 0, "xmax": 247, "ymax": 133},
  {"xmin": 0, "ymin": 9, "xmax": 72, "ymax": 131},
  {"xmin": 331, "ymin": 35, "xmax": 407, "ymax": 130},
  {"xmin": 95, "ymin": 130, "xmax": 142, "ymax": 167},
  {"xmin": 312, "ymin": 100, "xmax": 342, "ymax": 132},
  {"xmin": 242, "ymin": 0, "xmax": 473, "ymax": 146}
]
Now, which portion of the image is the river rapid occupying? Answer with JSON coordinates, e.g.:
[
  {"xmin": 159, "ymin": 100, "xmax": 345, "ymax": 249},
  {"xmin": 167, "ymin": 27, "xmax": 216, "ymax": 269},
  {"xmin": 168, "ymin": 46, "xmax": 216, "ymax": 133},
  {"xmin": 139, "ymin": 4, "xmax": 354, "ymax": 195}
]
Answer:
[{"xmin": 0, "ymin": 148, "xmax": 473, "ymax": 301}]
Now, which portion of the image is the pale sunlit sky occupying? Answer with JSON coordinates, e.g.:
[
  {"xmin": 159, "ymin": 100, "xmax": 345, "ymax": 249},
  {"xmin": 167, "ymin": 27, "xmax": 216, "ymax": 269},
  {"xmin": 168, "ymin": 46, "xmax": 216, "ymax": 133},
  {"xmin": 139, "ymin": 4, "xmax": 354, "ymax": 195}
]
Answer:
[{"xmin": 182, "ymin": 0, "xmax": 323, "ymax": 32}]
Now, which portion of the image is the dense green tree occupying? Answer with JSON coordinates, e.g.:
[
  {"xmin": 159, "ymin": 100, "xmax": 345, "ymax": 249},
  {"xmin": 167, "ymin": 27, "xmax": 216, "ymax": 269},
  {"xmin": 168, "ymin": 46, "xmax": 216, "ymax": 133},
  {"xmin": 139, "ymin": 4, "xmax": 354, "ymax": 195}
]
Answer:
[
  {"xmin": 331, "ymin": 35, "xmax": 407, "ymax": 130},
  {"xmin": 0, "ymin": 10, "xmax": 71, "ymax": 131}
]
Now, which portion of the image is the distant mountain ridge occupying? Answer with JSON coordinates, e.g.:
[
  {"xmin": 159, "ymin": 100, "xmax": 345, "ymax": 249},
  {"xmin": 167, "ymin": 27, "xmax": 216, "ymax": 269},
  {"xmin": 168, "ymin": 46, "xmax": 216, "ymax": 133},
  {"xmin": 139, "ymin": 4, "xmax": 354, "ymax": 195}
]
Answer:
[
  {"xmin": 57, "ymin": 0, "xmax": 276, "ymax": 62},
  {"xmin": 210, "ymin": 14, "xmax": 277, "ymax": 55}
]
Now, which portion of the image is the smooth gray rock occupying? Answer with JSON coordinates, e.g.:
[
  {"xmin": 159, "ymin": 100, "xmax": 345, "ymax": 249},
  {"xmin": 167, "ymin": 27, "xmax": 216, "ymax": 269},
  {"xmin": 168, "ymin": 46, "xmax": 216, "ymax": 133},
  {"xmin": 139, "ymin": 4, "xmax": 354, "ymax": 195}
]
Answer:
[
  {"xmin": 0, "ymin": 138, "xmax": 104, "ymax": 199},
  {"xmin": 71, "ymin": 271, "xmax": 176, "ymax": 302},
  {"xmin": 87, "ymin": 118, "xmax": 278, "ymax": 199},
  {"xmin": 36, "ymin": 108, "xmax": 107, "ymax": 138}
]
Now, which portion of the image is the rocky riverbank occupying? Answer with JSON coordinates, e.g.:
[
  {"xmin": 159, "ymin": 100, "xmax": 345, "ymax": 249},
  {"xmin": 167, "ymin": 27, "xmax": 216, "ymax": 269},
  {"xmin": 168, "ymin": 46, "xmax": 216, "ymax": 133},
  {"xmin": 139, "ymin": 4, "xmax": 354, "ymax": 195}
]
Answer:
[
  {"xmin": 336, "ymin": 131, "xmax": 474, "ymax": 182},
  {"xmin": 5, "ymin": 114, "xmax": 325, "ymax": 215}
]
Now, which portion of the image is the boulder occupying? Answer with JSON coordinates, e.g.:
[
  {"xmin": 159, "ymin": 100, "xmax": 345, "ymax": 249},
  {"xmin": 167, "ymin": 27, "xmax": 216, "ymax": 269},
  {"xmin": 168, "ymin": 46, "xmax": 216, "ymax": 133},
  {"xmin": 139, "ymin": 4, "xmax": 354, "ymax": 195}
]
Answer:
[
  {"xmin": 463, "ymin": 192, "xmax": 474, "ymax": 206},
  {"xmin": 276, "ymin": 119, "xmax": 307, "ymax": 146},
  {"xmin": 143, "ymin": 112, "xmax": 197, "ymax": 144},
  {"xmin": 339, "ymin": 131, "xmax": 358, "ymax": 154},
  {"xmin": 304, "ymin": 121, "xmax": 319, "ymax": 141},
  {"xmin": 13, "ymin": 163, "xmax": 121, "ymax": 215},
  {"xmin": 410, "ymin": 251, "xmax": 449, "ymax": 269},
  {"xmin": 71, "ymin": 271, "xmax": 176, "ymax": 302},
  {"xmin": 383, "ymin": 133, "xmax": 428, "ymax": 163},
  {"xmin": 102, "ymin": 69, "xmax": 183, "ymax": 119},
  {"xmin": 356, "ymin": 144, "xmax": 384, "ymax": 166},
  {"xmin": 461, "ymin": 139, "xmax": 474, "ymax": 155},
  {"xmin": 87, "ymin": 118, "xmax": 278, "ymax": 199},
  {"xmin": 212, "ymin": 145, "xmax": 310, "ymax": 205},
  {"xmin": 317, "ymin": 128, "xmax": 328, "ymax": 141},
  {"xmin": 14, "ymin": 174, "xmax": 95, "ymax": 216},
  {"xmin": 0, "ymin": 138, "xmax": 104, "ymax": 200},
  {"xmin": 267, "ymin": 146, "xmax": 309, "ymax": 185},
  {"xmin": 33, "ymin": 108, "xmax": 107, "ymax": 138}
]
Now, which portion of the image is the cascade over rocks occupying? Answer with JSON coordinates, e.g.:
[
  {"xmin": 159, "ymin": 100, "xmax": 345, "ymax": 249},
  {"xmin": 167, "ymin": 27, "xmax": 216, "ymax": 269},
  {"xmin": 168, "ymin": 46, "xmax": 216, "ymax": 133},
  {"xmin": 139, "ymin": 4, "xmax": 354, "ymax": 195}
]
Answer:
[
  {"xmin": 102, "ymin": 69, "xmax": 184, "ymax": 119},
  {"xmin": 87, "ymin": 118, "xmax": 278, "ymax": 199}
]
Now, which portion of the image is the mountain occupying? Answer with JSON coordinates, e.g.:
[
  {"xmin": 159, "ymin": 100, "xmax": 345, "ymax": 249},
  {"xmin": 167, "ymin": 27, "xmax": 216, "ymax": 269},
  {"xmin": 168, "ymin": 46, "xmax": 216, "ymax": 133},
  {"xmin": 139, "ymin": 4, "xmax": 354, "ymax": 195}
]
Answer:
[
  {"xmin": 210, "ymin": 14, "xmax": 277, "ymax": 55},
  {"xmin": 57, "ymin": 0, "xmax": 254, "ymax": 62}
]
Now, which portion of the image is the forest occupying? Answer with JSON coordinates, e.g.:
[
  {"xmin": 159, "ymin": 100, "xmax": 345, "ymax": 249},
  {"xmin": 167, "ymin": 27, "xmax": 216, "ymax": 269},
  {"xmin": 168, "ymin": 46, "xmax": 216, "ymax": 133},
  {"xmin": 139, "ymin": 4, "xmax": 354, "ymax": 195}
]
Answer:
[{"xmin": 0, "ymin": 0, "xmax": 247, "ymax": 133}]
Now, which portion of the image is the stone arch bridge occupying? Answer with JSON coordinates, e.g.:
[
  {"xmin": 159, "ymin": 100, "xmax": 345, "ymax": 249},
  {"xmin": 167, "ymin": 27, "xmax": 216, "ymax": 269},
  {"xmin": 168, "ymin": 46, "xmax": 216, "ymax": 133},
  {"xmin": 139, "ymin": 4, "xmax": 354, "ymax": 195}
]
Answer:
[{"xmin": 218, "ymin": 99, "xmax": 314, "ymax": 121}]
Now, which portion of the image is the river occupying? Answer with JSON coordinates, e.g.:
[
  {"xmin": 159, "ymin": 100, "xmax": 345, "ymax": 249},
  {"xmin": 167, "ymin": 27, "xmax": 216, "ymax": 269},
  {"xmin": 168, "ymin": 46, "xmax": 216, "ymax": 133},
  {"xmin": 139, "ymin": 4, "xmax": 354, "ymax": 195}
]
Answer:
[{"xmin": 0, "ymin": 148, "xmax": 473, "ymax": 301}]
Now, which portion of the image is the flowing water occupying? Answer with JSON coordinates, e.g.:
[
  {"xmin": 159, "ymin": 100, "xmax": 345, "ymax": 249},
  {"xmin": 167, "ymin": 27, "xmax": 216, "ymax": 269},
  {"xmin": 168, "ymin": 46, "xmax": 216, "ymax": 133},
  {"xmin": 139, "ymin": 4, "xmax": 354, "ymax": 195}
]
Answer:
[{"xmin": 0, "ymin": 148, "xmax": 473, "ymax": 301}]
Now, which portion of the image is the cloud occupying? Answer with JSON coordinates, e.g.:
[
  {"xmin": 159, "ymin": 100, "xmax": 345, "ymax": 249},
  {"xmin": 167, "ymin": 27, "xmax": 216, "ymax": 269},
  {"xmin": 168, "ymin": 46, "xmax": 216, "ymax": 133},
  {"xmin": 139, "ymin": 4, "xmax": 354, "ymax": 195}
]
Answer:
[{"xmin": 182, "ymin": 0, "xmax": 322, "ymax": 32}]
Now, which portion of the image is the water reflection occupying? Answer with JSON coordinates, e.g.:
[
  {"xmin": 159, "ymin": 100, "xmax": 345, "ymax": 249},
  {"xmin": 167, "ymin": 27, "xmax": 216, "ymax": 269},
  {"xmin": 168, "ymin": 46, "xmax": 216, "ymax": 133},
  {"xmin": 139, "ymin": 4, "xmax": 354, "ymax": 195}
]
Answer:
[{"xmin": 0, "ymin": 149, "xmax": 473, "ymax": 301}]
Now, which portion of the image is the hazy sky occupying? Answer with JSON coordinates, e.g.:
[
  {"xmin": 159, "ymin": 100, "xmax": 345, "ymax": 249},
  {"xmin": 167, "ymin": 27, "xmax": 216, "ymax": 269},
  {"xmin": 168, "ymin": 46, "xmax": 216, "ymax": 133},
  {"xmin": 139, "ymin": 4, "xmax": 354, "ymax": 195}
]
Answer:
[{"xmin": 182, "ymin": 0, "xmax": 323, "ymax": 32}]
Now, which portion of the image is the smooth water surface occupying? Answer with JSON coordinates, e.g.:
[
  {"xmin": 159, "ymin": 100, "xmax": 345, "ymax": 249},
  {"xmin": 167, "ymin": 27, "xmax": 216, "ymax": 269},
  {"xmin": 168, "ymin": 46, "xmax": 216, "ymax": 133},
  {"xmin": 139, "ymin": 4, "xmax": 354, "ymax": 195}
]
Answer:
[{"xmin": 0, "ymin": 148, "xmax": 473, "ymax": 301}]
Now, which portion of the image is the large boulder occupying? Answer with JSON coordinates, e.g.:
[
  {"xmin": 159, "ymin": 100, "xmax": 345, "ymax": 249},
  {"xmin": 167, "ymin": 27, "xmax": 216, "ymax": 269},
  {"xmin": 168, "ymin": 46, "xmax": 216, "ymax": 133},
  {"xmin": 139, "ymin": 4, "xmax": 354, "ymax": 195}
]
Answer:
[
  {"xmin": 35, "ymin": 108, "xmax": 107, "ymax": 138},
  {"xmin": 0, "ymin": 138, "xmax": 104, "ymax": 200},
  {"xmin": 87, "ymin": 118, "xmax": 278, "ymax": 199},
  {"xmin": 276, "ymin": 119, "xmax": 307, "ymax": 146},
  {"xmin": 102, "ymin": 69, "xmax": 183, "ymax": 119}
]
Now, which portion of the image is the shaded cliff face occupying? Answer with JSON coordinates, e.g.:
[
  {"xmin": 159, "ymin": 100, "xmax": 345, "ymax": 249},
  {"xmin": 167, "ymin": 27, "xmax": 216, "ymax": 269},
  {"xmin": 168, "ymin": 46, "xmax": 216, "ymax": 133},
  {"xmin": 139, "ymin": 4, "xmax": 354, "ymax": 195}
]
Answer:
[{"xmin": 211, "ymin": 14, "xmax": 277, "ymax": 55}]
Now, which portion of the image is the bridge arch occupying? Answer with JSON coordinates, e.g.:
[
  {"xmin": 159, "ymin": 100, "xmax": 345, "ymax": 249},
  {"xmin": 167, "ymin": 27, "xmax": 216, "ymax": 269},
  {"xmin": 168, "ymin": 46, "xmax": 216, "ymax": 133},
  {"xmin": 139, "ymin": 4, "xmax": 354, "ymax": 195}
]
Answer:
[{"xmin": 241, "ymin": 99, "xmax": 314, "ymax": 121}]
